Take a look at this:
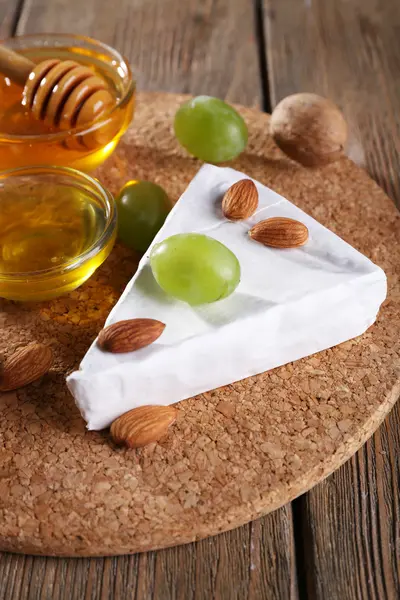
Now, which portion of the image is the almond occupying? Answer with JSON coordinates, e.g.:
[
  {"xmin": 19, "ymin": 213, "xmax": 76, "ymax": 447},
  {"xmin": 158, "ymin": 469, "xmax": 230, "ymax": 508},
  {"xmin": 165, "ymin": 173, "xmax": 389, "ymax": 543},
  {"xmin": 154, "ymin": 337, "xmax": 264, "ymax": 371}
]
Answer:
[
  {"xmin": 222, "ymin": 179, "xmax": 258, "ymax": 221},
  {"xmin": 110, "ymin": 405, "xmax": 177, "ymax": 448},
  {"xmin": 0, "ymin": 343, "xmax": 53, "ymax": 392},
  {"xmin": 98, "ymin": 318, "xmax": 165, "ymax": 353},
  {"xmin": 249, "ymin": 217, "xmax": 309, "ymax": 248}
]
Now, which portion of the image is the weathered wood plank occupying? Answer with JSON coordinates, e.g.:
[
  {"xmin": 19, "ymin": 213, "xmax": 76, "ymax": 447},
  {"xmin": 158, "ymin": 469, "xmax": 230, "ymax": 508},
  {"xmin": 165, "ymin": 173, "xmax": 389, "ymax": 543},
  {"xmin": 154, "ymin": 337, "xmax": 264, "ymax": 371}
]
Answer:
[
  {"xmin": 265, "ymin": 0, "xmax": 400, "ymax": 204},
  {"xmin": 299, "ymin": 401, "xmax": 400, "ymax": 600},
  {"xmin": 17, "ymin": 0, "xmax": 261, "ymax": 107},
  {"xmin": 265, "ymin": 1, "xmax": 400, "ymax": 598},
  {"xmin": 0, "ymin": 0, "xmax": 21, "ymax": 37},
  {"xmin": 0, "ymin": 509, "xmax": 297, "ymax": 600}
]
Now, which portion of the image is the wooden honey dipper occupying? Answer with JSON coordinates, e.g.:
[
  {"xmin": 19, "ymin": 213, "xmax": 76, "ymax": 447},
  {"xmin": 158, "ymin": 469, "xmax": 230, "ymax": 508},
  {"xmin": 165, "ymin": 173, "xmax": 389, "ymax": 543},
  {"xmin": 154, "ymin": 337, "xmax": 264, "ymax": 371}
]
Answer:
[{"xmin": 0, "ymin": 44, "xmax": 115, "ymax": 144}]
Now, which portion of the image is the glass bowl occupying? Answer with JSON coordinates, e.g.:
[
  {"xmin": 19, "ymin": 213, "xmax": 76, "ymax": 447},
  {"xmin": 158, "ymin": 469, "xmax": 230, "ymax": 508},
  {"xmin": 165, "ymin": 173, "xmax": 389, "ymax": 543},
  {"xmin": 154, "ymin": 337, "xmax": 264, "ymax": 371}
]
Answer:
[
  {"xmin": 0, "ymin": 34, "xmax": 135, "ymax": 171},
  {"xmin": 0, "ymin": 166, "xmax": 117, "ymax": 301}
]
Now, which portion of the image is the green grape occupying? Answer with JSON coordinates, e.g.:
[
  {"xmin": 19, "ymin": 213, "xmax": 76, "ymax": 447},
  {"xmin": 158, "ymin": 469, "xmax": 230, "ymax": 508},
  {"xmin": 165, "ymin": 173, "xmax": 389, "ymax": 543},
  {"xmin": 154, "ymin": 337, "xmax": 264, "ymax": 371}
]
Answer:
[
  {"xmin": 116, "ymin": 181, "xmax": 170, "ymax": 253},
  {"xmin": 174, "ymin": 96, "xmax": 248, "ymax": 163},
  {"xmin": 150, "ymin": 233, "xmax": 240, "ymax": 305}
]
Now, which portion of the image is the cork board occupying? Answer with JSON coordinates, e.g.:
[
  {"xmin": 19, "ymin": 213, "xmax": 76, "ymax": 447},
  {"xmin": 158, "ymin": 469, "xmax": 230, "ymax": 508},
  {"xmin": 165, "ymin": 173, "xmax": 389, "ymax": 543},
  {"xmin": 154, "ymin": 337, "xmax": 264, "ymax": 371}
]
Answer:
[{"xmin": 0, "ymin": 92, "xmax": 399, "ymax": 557}]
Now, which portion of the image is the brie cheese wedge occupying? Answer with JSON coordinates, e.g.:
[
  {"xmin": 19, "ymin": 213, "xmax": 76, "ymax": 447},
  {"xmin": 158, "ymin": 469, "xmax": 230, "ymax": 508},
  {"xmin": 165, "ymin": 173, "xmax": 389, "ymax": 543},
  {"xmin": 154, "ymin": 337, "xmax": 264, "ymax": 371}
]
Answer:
[{"xmin": 67, "ymin": 164, "xmax": 387, "ymax": 430}]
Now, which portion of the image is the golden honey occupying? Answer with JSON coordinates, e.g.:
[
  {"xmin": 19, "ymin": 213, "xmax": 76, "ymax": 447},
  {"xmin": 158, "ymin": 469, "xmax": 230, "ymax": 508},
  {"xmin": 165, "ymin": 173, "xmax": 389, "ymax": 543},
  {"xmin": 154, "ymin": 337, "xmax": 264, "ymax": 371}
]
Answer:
[
  {"xmin": 0, "ymin": 37, "xmax": 135, "ymax": 171},
  {"xmin": 0, "ymin": 167, "xmax": 116, "ymax": 302}
]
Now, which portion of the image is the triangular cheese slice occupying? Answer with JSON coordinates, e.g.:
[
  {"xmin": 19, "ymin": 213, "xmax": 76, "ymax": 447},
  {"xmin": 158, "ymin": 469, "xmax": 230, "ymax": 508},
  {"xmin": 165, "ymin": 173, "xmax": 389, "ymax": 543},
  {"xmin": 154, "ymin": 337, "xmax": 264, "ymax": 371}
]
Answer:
[{"xmin": 67, "ymin": 164, "xmax": 386, "ymax": 430}]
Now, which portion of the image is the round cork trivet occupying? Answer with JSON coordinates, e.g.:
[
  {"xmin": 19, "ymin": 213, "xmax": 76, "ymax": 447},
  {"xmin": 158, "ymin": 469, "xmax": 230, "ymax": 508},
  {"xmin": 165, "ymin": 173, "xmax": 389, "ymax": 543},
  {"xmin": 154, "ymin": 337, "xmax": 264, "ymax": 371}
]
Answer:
[{"xmin": 0, "ymin": 92, "xmax": 399, "ymax": 557}]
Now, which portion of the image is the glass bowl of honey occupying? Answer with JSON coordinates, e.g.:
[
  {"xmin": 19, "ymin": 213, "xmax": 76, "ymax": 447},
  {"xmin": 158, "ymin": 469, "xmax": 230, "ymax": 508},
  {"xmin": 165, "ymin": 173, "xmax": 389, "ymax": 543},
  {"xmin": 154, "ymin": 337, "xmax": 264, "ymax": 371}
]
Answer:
[
  {"xmin": 0, "ymin": 34, "xmax": 135, "ymax": 171},
  {"xmin": 0, "ymin": 166, "xmax": 117, "ymax": 301}
]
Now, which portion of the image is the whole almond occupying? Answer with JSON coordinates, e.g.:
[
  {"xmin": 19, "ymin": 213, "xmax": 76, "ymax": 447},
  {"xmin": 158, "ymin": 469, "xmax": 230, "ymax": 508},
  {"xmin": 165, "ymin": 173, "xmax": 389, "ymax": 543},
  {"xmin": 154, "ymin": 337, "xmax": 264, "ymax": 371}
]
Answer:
[
  {"xmin": 222, "ymin": 179, "xmax": 258, "ymax": 221},
  {"xmin": 111, "ymin": 405, "xmax": 177, "ymax": 448},
  {"xmin": 98, "ymin": 318, "xmax": 165, "ymax": 353},
  {"xmin": 0, "ymin": 343, "xmax": 53, "ymax": 392},
  {"xmin": 249, "ymin": 217, "xmax": 309, "ymax": 248}
]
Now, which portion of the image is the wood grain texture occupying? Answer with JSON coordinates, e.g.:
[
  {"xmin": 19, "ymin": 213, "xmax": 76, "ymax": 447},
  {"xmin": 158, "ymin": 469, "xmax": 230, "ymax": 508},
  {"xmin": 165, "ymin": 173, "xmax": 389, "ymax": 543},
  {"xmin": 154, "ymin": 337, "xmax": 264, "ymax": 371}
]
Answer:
[
  {"xmin": 266, "ymin": 1, "xmax": 400, "ymax": 598},
  {"xmin": 0, "ymin": 0, "xmax": 20, "ymax": 36},
  {"xmin": 299, "ymin": 401, "xmax": 400, "ymax": 600},
  {"xmin": 265, "ymin": 0, "xmax": 400, "ymax": 204},
  {"xmin": 0, "ymin": 508, "xmax": 296, "ymax": 600},
  {"xmin": 17, "ymin": 0, "xmax": 261, "ymax": 106}
]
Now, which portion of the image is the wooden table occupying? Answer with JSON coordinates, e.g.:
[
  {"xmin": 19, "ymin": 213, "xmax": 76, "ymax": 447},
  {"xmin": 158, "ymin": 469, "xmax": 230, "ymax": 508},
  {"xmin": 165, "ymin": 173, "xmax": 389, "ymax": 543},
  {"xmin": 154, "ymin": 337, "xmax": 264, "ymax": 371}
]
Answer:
[{"xmin": 0, "ymin": 1, "xmax": 399, "ymax": 598}]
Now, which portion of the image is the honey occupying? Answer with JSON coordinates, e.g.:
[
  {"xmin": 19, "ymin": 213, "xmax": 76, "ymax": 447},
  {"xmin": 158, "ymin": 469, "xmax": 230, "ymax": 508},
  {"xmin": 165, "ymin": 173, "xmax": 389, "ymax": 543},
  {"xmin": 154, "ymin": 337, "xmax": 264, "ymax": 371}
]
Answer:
[
  {"xmin": 0, "ymin": 167, "xmax": 116, "ymax": 302},
  {"xmin": 0, "ymin": 185, "xmax": 106, "ymax": 273},
  {"xmin": 0, "ymin": 42, "xmax": 135, "ymax": 171}
]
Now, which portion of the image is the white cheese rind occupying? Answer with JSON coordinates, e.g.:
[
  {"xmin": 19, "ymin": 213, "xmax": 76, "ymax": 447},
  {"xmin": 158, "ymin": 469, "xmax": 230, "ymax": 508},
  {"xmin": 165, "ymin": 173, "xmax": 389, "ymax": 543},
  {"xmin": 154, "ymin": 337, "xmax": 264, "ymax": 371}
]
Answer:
[{"xmin": 67, "ymin": 164, "xmax": 387, "ymax": 430}]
